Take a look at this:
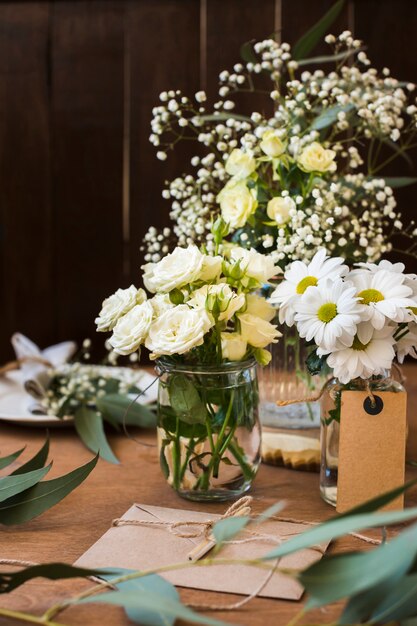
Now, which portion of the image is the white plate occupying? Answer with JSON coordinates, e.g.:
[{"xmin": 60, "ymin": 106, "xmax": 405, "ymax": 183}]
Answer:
[{"xmin": 0, "ymin": 368, "xmax": 158, "ymax": 427}]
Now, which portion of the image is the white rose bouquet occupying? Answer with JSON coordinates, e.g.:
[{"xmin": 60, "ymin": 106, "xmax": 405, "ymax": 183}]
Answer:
[
  {"xmin": 270, "ymin": 249, "xmax": 417, "ymax": 386},
  {"xmin": 96, "ymin": 231, "xmax": 281, "ymax": 497}
]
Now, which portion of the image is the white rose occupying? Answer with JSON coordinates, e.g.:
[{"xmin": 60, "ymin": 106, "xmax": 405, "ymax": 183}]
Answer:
[
  {"xmin": 109, "ymin": 301, "xmax": 153, "ymax": 355},
  {"xmin": 260, "ymin": 129, "xmax": 286, "ymax": 158},
  {"xmin": 297, "ymin": 142, "xmax": 336, "ymax": 173},
  {"xmin": 199, "ymin": 255, "xmax": 223, "ymax": 282},
  {"xmin": 239, "ymin": 313, "xmax": 281, "ymax": 348},
  {"xmin": 145, "ymin": 305, "xmax": 213, "ymax": 359},
  {"xmin": 142, "ymin": 245, "xmax": 204, "ymax": 293},
  {"xmin": 188, "ymin": 284, "xmax": 245, "ymax": 321},
  {"xmin": 95, "ymin": 286, "xmax": 146, "ymax": 332},
  {"xmin": 221, "ymin": 332, "xmax": 247, "ymax": 361},
  {"xmin": 149, "ymin": 293, "xmax": 174, "ymax": 318},
  {"xmin": 266, "ymin": 196, "xmax": 295, "ymax": 225},
  {"xmin": 230, "ymin": 247, "xmax": 280, "ymax": 283},
  {"xmin": 217, "ymin": 179, "xmax": 257, "ymax": 229},
  {"xmin": 245, "ymin": 294, "xmax": 276, "ymax": 321},
  {"xmin": 225, "ymin": 149, "xmax": 257, "ymax": 179}
]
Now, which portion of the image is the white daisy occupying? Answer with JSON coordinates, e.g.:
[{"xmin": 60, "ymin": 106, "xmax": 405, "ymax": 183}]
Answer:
[
  {"xmin": 323, "ymin": 322, "xmax": 396, "ymax": 384},
  {"xmin": 349, "ymin": 268, "xmax": 416, "ymax": 330},
  {"xmin": 269, "ymin": 249, "xmax": 348, "ymax": 326},
  {"xmin": 294, "ymin": 278, "xmax": 364, "ymax": 352},
  {"xmin": 395, "ymin": 322, "xmax": 417, "ymax": 363}
]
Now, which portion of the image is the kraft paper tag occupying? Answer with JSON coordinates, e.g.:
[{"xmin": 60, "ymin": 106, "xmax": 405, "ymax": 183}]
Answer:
[{"xmin": 337, "ymin": 390, "xmax": 407, "ymax": 513}]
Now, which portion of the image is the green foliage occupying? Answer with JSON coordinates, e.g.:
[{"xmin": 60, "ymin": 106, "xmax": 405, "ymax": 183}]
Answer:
[
  {"xmin": 311, "ymin": 103, "xmax": 355, "ymax": 131},
  {"xmin": 0, "ymin": 447, "xmax": 25, "ymax": 470},
  {"xmin": 97, "ymin": 394, "xmax": 156, "ymax": 428},
  {"xmin": 0, "ymin": 563, "xmax": 106, "ymax": 594},
  {"xmin": 306, "ymin": 349, "xmax": 327, "ymax": 376},
  {"xmin": 378, "ymin": 176, "xmax": 417, "ymax": 188},
  {"xmin": 292, "ymin": 0, "xmax": 345, "ymax": 60},
  {"xmin": 10, "ymin": 437, "xmax": 49, "ymax": 475},
  {"xmin": 74, "ymin": 406, "xmax": 120, "ymax": 464},
  {"xmin": 0, "ymin": 465, "xmax": 52, "ymax": 502},
  {"xmin": 168, "ymin": 374, "xmax": 207, "ymax": 425}
]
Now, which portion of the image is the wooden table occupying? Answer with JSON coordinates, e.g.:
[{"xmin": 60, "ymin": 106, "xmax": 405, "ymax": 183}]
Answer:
[{"xmin": 0, "ymin": 365, "xmax": 417, "ymax": 626}]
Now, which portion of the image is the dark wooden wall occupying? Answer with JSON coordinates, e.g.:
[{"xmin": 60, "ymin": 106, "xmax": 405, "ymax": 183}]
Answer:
[{"xmin": 0, "ymin": 0, "xmax": 416, "ymax": 359}]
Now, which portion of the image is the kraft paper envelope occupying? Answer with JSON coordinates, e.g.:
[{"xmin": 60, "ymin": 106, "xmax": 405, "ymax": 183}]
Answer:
[{"xmin": 75, "ymin": 503, "xmax": 330, "ymax": 601}]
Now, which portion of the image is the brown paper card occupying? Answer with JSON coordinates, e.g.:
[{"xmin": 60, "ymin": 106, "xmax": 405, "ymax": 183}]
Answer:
[
  {"xmin": 75, "ymin": 503, "xmax": 330, "ymax": 601},
  {"xmin": 337, "ymin": 390, "xmax": 407, "ymax": 513}
]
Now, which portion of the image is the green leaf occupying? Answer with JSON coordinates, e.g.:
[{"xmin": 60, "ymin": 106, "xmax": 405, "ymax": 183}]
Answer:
[
  {"xmin": 79, "ymin": 590, "xmax": 229, "ymax": 626},
  {"xmin": 212, "ymin": 516, "xmax": 250, "ymax": 544},
  {"xmin": 377, "ymin": 176, "xmax": 417, "ymax": 188},
  {"xmin": 297, "ymin": 47, "xmax": 364, "ymax": 66},
  {"xmin": 0, "ymin": 563, "xmax": 107, "ymax": 594},
  {"xmin": 292, "ymin": 0, "xmax": 345, "ymax": 60},
  {"xmin": 168, "ymin": 374, "xmax": 207, "ymax": 425},
  {"xmin": 340, "ymin": 579, "xmax": 397, "ymax": 625},
  {"xmin": 240, "ymin": 39, "xmax": 257, "ymax": 64},
  {"xmin": 11, "ymin": 437, "xmax": 49, "ymax": 475},
  {"xmin": 301, "ymin": 522, "xmax": 417, "ymax": 608},
  {"xmin": 369, "ymin": 573, "xmax": 417, "ymax": 623},
  {"xmin": 263, "ymin": 506, "xmax": 417, "ymax": 561},
  {"xmin": 97, "ymin": 394, "xmax": 156, "ymax": 428},
  {"xmin": 74, "ymin": 406, "xmax": 119, "ymax": 465},
  {"xmin": 0, "ymin": 464, "xmax": 51, "ymax": 502},
  {"xmin": 311, "ymin": 103, "xmax": 355, "ymax": 130},
  {"xmin": 100, "ymin": 569, "xmax": 180, "ymax": 626},
  {"xmin": 306, "ymin": 349, "xmax": 326, "ymax": 376},
  {"xmin": 0, "ymin": 447, "xmax": 25, "ymax": 470},
  {"xmin": 197, "ymin": 113, "xmax": 252, "ymax": 123},
  {"xmin": 0, "ymin": 454, "xmax": 98, "ymax": 525},
  {"xmin": 255, "ymin": 501, "xmax": 286, "ymax": 524},
  {"xmin": 159, "ymin": 442, "xmax": 170, "ymax": 480}
]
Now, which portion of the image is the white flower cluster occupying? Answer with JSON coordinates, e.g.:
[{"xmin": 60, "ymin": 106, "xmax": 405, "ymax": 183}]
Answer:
[
  {"xmin": 269, "ymin": 250, "xmax": 417, "ymax": 383},
  {"xmin": 96, "ymin": 245, "xmax": 281, "ymax": 364},
  {"xmin": 143, "ymin": 32, "xmax": 417, "ymax": 267}
]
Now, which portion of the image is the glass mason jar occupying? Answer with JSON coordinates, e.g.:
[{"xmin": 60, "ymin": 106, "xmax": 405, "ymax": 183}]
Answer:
[
  {"xmin": 156, "ymin": 359, "xmax": 261, "ymax": 502},
  {"xmin": 320, "ymin": 373, "xmax": 405, "ymax": 506}
]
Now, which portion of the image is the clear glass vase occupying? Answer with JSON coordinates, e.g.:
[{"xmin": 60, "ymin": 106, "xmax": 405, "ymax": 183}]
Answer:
[
  {"xmin": 156, "ymin": 359, "xmax": 261, "ymax": 502},
  {"xmin": 258, "ymin": 313, "xmax": 325, "ymax": 470},
  {"xmin": 320, "ymin": 373, "xmax": 405, "ymax": 507}
]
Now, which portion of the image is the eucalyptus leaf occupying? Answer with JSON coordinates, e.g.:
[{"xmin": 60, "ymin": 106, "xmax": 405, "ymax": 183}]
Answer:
[
  {"xmin": 100, "ymin": 569, "xmax": 180, "ymax": 626},
  {"xmin": 10, "ymin": 437, "xmax": 49, "ymax": 475},
  {"xmin": 376, "ymin": 176, "xmax": 417, "ymax": 188},
  {"xmin": 255, "ymin": 501, "xmax": 286, "ymax": 524},
  {"xmin": 168, "ymin": 374, "xmax": 207, "ymax": 425},
  {"xmin": 97, "ymin": 394, "xmax": 156, "ymax": 428},
  {"xmin": 306, "ymin": 349, "xmax": 326, "ymax": 376},
  {"xmin": 0, "ymin": 563, "xmax": 107, "ymax": 594},
  {"xmin": 369, "ymin": 573, "xmax": 417, "ymax": 623},
  {"xmin": 0, "ymin": 464, "xmax": 51, "ymax": 502},
  {"xmin": 292, "ymin": 0, "xmax": 345, "ymax": 60},
  {"xmin": 301, "ymin": 522, "xmax": 417, "ymax": 608},
  {"xmin": 297, "ymin": 47, "xmax": 364, "ymax": 66},
  {"xmin": 74, "ymin": 406, "xmax": 119, "ymax": 465},
  {"xmin": 79, "ymin": 590, "xmax": 229, "ymax": 626},
  {"xmin": 264, "ymin": 506, "xmax": 417, "ymax": 561},
  {"xmin": 212, "ymin": 516, "xmax": 250, "ymax": 544},
  {"xmin": 240, "ymin": 40, "xmax": 257, "ymax": 64},
  {"xmin": 311, "ymin": 103, "xmax": 355, "ymax": 130},
  {"xmin": 0, "ymin": 454, "xmax": 98, "ymax": 525},
  {"xmin": 0, "ymin": 447, "xmax": 25, "ymax": 470},
  {"xmin": 198, "ymin": 113, "xmax": 252, "ymax": 123},
  {"xmin": 340, "ymin": 579, "xmax": 397, "ymax": 625}
]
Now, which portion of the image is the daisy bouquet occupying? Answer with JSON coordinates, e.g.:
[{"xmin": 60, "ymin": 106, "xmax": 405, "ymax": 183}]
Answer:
[
  {"xmin": 145, "ymin": 31, "xmax": 417, "ymax": 270},
  {"xmin": 95, "ymin": 237, "xmax": 281, "ymax": 497},
  {"xmin": 269, "ymin": 249, "xmax": 417, "ymax": 385}
]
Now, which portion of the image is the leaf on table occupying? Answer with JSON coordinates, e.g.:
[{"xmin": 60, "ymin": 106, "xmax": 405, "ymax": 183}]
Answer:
[
  {"xmin": 10, "ymin": 437, "xmax": 49, "ymax": 475},
  {"xmin": 97, "ymin": 394, "xmax": 156, "ymax": 428},
  {"xmin": 0, "ymin": 563, "xmax": 108, "ymax": 594},
  {"xmin": 168, "ymin": 374, "xmax": 207, "ymax": 425},
  {"xmin": 74, "ymin": 406, "xmax": 119, "ymax": 465},
  {"xmin": 100, "ymin": 569, "xmax": 180, "ymax": 626},
  {"xmin": 79, "ymin": 589, "xmax": 230, "ymax": 626},
  {"xmin": 301, "ymin": 521, "xmax": 417, "ymax": 608},
  {"xmin": 212, "ymin": 516, "xmax": 250, "ymax": 545},
  {"xmin": 255, "ymin": 501, "xmax": 286, "ymax": 524},
  {"xmin": 0, "ymin": 447, "xmax": 25, "ymax": 471},
  {"xmin": 0, "ymin": 464, "xmax": 51, "ymax": 502},
  {"xmin": 292, "ymin": 0, "xmax": 345, "ymax": 60},
  {"xmin": 0, "ymin": 454, "xmax": 98, "ymax": 525}
]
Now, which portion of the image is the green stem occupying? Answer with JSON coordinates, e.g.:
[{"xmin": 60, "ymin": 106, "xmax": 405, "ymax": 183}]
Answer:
[
  {"xmin": 229, "ymin": 440, "xmax": 255, "ymax": 481},
  {"xmin": 0, "ymin": 608, "xmax": 66, "ymax": 626},
  {"xmin": 172, "ymin": 416, "xmax": 181, "ymax": 490}
]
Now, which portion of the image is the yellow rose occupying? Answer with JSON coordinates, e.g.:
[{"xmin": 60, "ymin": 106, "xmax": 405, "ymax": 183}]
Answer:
[
  {"xmin": 217, "ymin": 179, "xmax": 258, "ymax": 229},
  {"xmin": 266, "ymin": 196, "xmax": 295, "ymax": 225},
  {"xmin": 245, "ymin": 294, "xmax": 276, "ymax": 322},
  {"xmin": 221, "ymin": 332, "xmax": 247, "ymax": 361},
  {"xmin": 260, "ymin": 129, "xmax": 286, "ymax": 158},
  {"xmin": 297, "ymin": 142, "xmax": 336, "ymax": 173},
  {"xmin": 239, "ymin": 313, "xmax": 281, "ymax": 348},
  {"xmin": 225, "ymin": 149, "xmax": 256, "ymax": 180}
]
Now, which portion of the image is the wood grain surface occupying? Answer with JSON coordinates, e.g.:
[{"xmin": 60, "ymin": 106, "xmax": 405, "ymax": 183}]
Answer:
[{"xmin": 0, "ymin": 364, "xmax": 416, "ymax": 626}]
